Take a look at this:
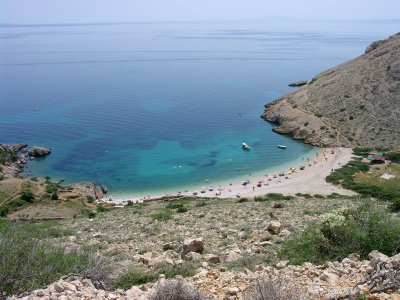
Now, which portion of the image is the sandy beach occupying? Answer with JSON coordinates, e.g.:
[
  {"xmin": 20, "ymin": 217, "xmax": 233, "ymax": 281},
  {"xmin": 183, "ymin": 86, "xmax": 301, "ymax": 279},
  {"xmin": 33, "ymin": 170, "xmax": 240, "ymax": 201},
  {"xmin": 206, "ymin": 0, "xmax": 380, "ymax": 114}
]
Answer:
[{"xmin": 99, "ymin": 147, "xmax": 356, "ymax": 205}]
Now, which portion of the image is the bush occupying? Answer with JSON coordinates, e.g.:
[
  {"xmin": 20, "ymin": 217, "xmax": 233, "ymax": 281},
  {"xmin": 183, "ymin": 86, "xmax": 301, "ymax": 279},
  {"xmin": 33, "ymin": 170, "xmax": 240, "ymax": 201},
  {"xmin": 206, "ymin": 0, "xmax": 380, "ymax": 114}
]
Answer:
[
  {"xmin": 0, "ymin": 221, "xmax": 108, "ymax": 297},
  {"xmin": 86, "ymin": 195, "xmax": 95, "ymax": 203},
  {"xmin": 238, "ymin": 197, "xmax": 248, "ymax": 203},
  {"xmin": 45, "ymin": 183, "xmax": 58, "ymax": 194},
  {"xmin": 389, "ymin": 198, "xmax": 400, "ymax": 212},
  {"xmin": 20, "ymin": 190, "xmax": 35, "ymax": 202},
  {"xmin": 114, "ymin": 268, "xmax": 158, "ymax": 288},
  {"xmin": 148, "ymin": 279, "xmax": 216, "ymax": 300},
  {"xmin": 80, "ymin": 209, "xmax": 96, "ymax": 218},
  {"xmin": 151, "ymin": 209, "xmax": 173, "ymax": 221},
  {"xmin": 255, "ymin": 193, "xmax": 294, "ymax": 202},
  {"xmin": 243, "ymin": 276, "xmax": 308, "ymax": 300},
  {"xmin": 51, "ymin": 192, "xmax": 58, "ymax": 200},
  {"xmin": 176, "ymin": 206, "xmax": 188, "ymax": 213},
  {"xmin": 280, "ymin": 203, "xmax": 400, "ymax": 265},
  {"xmin": 195, "ymin": 201, "xmax": 207, "ymax": 207}
]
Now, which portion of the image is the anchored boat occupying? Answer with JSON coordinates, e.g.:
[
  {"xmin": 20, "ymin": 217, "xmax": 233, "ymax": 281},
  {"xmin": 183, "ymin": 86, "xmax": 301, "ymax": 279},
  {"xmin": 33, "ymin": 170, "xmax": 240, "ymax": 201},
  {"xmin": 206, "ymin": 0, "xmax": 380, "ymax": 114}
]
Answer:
[{"xmin": 242, "ymin": 143, "xmax": 251, "ymax": 150}]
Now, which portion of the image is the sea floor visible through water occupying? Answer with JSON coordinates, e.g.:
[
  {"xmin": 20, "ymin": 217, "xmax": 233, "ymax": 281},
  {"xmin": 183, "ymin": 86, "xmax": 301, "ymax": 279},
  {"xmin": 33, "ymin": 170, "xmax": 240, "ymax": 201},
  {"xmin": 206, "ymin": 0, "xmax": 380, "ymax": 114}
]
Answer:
[{"xmin": 1, "ymin": 20, "xmax": 399, "ymax": 196}]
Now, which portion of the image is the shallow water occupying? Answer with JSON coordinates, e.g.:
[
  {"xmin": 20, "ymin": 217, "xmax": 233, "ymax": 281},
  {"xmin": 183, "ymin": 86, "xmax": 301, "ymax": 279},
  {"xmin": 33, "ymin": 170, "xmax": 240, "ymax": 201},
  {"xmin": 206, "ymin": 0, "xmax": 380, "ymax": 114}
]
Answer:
[{"xmin": 0, "ymin": 20, "xmax": 398, "ymax": 194}]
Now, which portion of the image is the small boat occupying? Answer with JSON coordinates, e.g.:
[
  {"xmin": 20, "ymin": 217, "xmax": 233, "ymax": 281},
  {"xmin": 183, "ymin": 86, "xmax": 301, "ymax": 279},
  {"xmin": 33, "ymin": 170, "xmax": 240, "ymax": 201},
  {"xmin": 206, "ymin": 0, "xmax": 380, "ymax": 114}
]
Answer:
[
  {"xmin": 277, "ymin": 145, "xmax": 287, "ymax": 149},
  {"xmin": 242, "ymin": 143, "xmax": 251, "ymax": 150}
]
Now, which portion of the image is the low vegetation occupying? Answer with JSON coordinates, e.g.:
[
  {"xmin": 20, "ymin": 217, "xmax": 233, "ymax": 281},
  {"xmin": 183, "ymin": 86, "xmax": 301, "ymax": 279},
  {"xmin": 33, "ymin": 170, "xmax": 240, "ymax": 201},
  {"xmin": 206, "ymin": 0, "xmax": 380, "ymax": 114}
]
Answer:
[
  {"xmin": 0, "ymin": 220, "xmax": 107, "ymax": 298},
  {"xmin": 280, "ymin": 202, "xmax": 400, "ymax": 265}
]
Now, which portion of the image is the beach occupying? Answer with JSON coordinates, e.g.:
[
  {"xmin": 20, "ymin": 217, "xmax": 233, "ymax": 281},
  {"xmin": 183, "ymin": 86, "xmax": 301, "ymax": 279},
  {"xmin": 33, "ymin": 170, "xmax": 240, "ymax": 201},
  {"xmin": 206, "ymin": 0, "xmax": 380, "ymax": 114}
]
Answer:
[{"xmin": 99, "ymin": 147, "xmax": 356, "ymax": 205}]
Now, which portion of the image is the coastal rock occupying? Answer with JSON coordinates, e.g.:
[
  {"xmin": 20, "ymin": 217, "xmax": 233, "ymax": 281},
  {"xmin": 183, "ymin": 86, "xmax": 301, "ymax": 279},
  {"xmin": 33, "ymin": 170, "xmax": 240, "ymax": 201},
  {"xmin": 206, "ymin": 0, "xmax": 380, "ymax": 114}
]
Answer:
[
  {"xmin": 28, "ymin": 146, "xmax": 51, "ymax": 157},
  {"xmin": 262, "ymin": 32, "xmax": 400, "ymax": 148},
  {"xmin": 288, "ymin": 80, "xmax": 308, "ymax": 87},
  {"xmin": 100, "ymin": 185, "xmax": 108, "ymax": 194},
  {"xmin": 0, "ymin": 144, "xmax": 27, "ymax": 154}
]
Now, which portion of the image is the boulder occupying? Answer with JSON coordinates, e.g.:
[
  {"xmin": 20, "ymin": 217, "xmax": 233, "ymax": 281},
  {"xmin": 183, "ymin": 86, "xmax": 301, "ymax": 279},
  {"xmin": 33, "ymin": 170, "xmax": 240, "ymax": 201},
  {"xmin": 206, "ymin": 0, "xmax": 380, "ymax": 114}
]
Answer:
[
  {"xmin": 288, "ymin": 80, "xmax": 308, "ymax": 87},
  {"xmin": 368, "ymin": 250, "xmax": 389, "ymax": 267},
  {"xmin": 100, "ymin": 185, "xmax": 108, "ymax": 194},
  {"xmin": 204, "ymin": 254, "xmax": 220, "ymax": 264},
  {"xmin": 267, "ymin": 221, "xmax": 282, "ymax": 235},
  {"xmin": 28, "ymin": 146, "xmax": 51, "ymax": 157},
  {"xmin": 320, "ymin": 271, "xmax": 339, "ymax": 283},
  {"xmin": 140, "ymin": 252, "xmax": 154, "ymax": 264},
  {"xmin": 181, "ymin": 237, "xmax": 204, "ymax": 256},
  {"xmin": 162, "ymin": 242, "xmax": 175, "ymax": 251},
  {"xmin": 182, "ymin": 251, "xmax": 203, "ymax": 262}
]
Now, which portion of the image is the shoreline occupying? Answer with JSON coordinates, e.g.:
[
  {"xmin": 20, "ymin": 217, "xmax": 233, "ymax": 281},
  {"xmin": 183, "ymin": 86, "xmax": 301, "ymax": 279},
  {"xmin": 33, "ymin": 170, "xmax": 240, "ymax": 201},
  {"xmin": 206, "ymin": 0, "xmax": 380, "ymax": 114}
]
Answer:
[{"xmin": 99, "ymin": 147, "xmax": 356, "ymax": 205}]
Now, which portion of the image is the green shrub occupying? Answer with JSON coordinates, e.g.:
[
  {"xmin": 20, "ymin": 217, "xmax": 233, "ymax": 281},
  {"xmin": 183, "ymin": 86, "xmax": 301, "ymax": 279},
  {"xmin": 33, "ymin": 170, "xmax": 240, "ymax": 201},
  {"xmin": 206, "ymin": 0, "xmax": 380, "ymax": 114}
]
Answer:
[
  {"xmin": 389, "ymin": 198, "xmax": 400, "ymax": 212},
  {"xmin": 238, "ymin": 198, "xmax": 248, "ymax": 203},
  {"xmin": 51, "ymin": 192, "xmax": 58, "ymax": 200},
  {"xmin": 255, "ymin": 193, "xmax": 294, "ymax": 202},
  {"xmin": 0, "ymin": 221, "xmax": 107, "ymax": 297},
  {"xmin": 80, "ymin": 209, "xmax": 96, "ymax": 218},
  {"xmin": 86, "ymin": 195, "xmax": 95, "ymax": 203},
  {"xmin": 20, "ymin": 190, "xmax": 35, "ymax": 202},
  {"xmin": 176, "ymin": 206, "xmax": 188, "ymax": 213},
  {"xmin": 195, "ymin": 201, "xmax": 207, "ymax": 207},
  {"xmin": 280, "ymin": 203, "xmax": 400, "ymax": 265},
  {"xmin": 45, "ymin": 183, "xmax": 58, "ymax": 194},
  {"xmin": 114, "ymin": 268, "xmax": 158, "ymax": 289},
  {"xmin": 315, "ymin": 112, "xmax": 323, "ymax": 118},
  {"xmin": 304, "ymin": 122, "xmax": 309, "ymax": 127},
  {"xmin": 313, "ymin": 194, "xmax": 325, "ymax": 199},
  {"xmin": 151, "ymin": 209, "xmax": 173, "ymax": 221}
]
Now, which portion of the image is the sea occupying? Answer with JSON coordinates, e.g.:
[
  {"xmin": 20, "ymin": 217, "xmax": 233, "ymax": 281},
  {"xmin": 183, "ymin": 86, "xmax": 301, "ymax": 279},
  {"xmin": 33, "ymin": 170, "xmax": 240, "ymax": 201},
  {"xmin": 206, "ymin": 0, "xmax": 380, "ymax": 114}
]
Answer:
[{"xmin": 1, "ymin": 19, "xmax": 399, "ymax": 196}]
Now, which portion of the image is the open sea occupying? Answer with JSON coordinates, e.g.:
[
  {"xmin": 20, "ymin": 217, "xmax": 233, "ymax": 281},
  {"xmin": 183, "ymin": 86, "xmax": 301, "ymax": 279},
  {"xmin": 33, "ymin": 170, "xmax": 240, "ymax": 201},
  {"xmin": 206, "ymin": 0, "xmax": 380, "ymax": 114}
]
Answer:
[{"xmin": 0, "ymin": 19, "xmax": 399, "ymax": 196}]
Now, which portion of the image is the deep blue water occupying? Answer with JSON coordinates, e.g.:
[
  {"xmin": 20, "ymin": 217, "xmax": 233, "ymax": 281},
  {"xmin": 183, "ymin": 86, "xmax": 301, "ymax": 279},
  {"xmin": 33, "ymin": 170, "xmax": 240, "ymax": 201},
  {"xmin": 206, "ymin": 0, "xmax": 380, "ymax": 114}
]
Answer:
[{"xmin": 1, "ymin": 20, "xmax": 398, "ymax": 195}]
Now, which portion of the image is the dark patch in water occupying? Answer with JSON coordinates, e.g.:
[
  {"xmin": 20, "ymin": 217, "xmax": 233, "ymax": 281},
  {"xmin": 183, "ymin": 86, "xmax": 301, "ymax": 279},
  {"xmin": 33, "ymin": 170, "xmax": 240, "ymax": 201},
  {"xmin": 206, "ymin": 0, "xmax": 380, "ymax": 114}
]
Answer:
[
  {"xmin": 200, "ymin": 160, "xmax": 217, "ymax": 168},
  {"xmin": 207, "ymin": 150, "xmax": 220, "ymax": 158}
]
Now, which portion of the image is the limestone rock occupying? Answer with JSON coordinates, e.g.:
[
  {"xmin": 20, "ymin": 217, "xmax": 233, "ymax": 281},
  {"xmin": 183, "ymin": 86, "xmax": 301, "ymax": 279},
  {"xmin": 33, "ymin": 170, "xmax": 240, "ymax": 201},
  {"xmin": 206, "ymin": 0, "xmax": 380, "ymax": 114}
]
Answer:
[
  {"xmin": 28, "ymin": 146, "xmax": 51, "ymax": 157},
  {"xmin": 204, "ymin": 254, "xmax": 220, "ymax": 264},
  {"xmin": 181, "ymin": 237, "xmax": 204, "ymax": 257},
  {"xmin": 267, "ymin": 221, "xmax": 282, "ymax": 235}
]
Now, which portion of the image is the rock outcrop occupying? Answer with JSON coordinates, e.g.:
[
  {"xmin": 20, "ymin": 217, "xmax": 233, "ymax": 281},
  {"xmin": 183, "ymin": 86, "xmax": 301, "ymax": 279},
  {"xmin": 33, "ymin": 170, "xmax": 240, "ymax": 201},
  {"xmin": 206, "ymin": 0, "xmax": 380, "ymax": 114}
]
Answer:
[
  {"xmin": 288, "ymin": 80, "xmax": 308, "ymax": 87},
  {"xmin": 262, "ymin": 32, "xmax": 400, "ymax": 148},
  {"xmin": 28, "ymin": 146, "xmax": 51, "ymax": 158}
]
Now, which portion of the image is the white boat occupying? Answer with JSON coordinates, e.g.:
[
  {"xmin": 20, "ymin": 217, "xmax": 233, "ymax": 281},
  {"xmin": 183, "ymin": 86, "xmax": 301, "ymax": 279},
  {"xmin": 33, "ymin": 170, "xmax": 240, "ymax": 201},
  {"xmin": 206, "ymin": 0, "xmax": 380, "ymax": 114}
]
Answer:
[
  {"xmin": 242, "ymin": 143, "xmax": 251, "ymax": 150},
  {"xmin": 277, "ymin": 145, "xmax": 287, "ymax": 149}
]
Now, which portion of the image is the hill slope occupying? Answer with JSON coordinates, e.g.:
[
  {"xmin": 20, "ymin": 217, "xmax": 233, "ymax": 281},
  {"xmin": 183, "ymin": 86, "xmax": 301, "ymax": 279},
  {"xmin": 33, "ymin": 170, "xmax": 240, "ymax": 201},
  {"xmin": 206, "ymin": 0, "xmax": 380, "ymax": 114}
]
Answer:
[{"xmin": 262, "ymin": 32, "xmax": 400, "ymax": 148}]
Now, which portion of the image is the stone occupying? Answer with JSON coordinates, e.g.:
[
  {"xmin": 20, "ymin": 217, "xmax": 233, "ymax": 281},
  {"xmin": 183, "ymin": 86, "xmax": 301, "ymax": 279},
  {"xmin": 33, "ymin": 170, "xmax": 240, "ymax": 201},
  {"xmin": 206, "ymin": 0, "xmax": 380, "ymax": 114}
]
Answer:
[
  {"xmin": 368, "ymin": 250, "xmax": 389, "ymax": 267},
  {"xmin": 140, "ymin": 252, "xmax": 154, "ymax": 264},
  {"xmin": 181, "ymin": 237, "xmax": 204, "ymax": 256},
  {"xmin": 183, "ymin": 251, "xmax": 203, "ymax": 262},
  {"xmin": 203, "ymin": 254, "xmax": 220, "ymax": 264},
  {"xmin": 288, "ymin": 80, "xmax": 308, "ymax": 87},
  {"xmin": 225, "ymin": 250, "xmax": 242, "ymax": 262},
  {"xmin": 348, "ymin": 253, "xmax": 360, "ymax": 262},
  {"xmin": 53, "ymin": 283, "xmax": 65, "ymax": 293},
  {"xmin": 276, "ymin": 260, "xmax": 289, "ymax": 268},
  {"xmin": 162, "ymin": 242, "xmax": 175, "ymax": 251},
  {"xmin": 267, "ymin": 221, "xmax": 282, "ymax": 235},
  {"xmin": 226, "ymin": 287, "xmax": 240, "ymax": 295},
  {"xmin": 68, "ymin": 235, "xmax": 77, "ymax": 242},
  {"xmin": 320, "ymin": 271, "xmax": 338, "ymax": 283},
  {"xmin": 28, "ymin": 146, "xmax": 51, "ymax": 157}
]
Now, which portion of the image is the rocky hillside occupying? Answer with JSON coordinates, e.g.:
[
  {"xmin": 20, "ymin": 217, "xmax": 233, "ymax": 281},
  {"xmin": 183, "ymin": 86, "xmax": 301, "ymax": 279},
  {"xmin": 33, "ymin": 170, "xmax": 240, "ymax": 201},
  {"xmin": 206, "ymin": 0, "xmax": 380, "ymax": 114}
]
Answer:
[{"xmin": 262, "ymin": 32, "xmax": 400, "ymax": 149}]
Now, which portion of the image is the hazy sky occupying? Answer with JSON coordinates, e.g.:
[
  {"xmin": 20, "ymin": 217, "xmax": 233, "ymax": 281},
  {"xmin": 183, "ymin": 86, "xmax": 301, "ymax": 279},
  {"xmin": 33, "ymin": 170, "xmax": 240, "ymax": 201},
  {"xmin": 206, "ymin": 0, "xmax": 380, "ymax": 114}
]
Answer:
[{"xmin": 1, "ymin": 0, "xmax": 400, "ymax": 24}]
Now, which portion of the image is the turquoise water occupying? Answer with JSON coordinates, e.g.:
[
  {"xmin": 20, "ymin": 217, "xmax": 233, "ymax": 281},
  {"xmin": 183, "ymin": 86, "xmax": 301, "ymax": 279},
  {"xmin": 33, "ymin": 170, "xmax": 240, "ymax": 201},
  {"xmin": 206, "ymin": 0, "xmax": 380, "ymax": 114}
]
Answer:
[{"xmin": 0, "ymin": 20, "xmax": 398, "ymax": 195}]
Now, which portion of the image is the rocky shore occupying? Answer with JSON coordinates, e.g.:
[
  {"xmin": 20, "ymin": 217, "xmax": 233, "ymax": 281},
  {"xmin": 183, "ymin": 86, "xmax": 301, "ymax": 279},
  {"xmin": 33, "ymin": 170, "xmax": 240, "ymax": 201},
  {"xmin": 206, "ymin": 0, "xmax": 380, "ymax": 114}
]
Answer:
[
  {"xmin": 262, "ymin": 32, "xmax": 400, "ymax": 148},
  {"xmin": 0, "ymin": 144, "xmax": 51, "ymax": 178}
]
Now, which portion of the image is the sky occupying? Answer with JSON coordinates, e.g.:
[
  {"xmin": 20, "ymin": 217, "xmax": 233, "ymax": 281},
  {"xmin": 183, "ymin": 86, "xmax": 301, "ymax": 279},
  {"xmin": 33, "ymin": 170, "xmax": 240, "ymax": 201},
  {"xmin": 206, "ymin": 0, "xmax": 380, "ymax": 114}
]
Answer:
[{"xmin": 1, "ymin": 0, "xmax": 400, "ymax": 24}]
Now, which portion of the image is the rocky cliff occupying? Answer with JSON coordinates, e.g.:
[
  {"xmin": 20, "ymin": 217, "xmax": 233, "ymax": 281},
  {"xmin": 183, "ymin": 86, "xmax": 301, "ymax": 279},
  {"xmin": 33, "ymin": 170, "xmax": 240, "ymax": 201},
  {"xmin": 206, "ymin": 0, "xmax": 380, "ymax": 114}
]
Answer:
[{"xmin": 262, "ymin": 32, "xmax": 400, "ymax": 148}]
